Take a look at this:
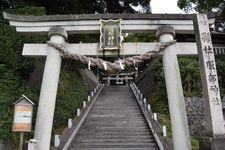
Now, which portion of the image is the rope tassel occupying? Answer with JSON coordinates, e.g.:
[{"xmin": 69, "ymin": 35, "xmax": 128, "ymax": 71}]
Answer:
[
  {"xmin": 88, "ymin": 60, "xmax": 91, "ymax": 70},
  {"xmin": 118, "ymin": 60, "xmax": 124, "ymax": 70},
  {"xmin": 103, "ymin": 62, "xmax": 107, "ymax": 70},
  {"xmin": 133, "ymin": 61, "xmax": 138, "ymax": 70}
]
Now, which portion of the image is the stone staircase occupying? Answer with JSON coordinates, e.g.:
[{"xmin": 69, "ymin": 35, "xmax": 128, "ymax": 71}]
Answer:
[{"xmin": 68, "ymin": 86, "xmax": 159, "ymax": 150}]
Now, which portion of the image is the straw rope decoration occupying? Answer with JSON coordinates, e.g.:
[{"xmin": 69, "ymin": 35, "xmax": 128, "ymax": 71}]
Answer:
[{"xmin": 47, "ymin": 40, "xmax": 176, "ymax": 73}]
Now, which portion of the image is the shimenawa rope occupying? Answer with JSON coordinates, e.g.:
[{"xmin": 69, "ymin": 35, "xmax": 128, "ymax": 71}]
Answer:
[{"xmin": 47, "ymin": 40, "xmax": 176, "ymax": 73}]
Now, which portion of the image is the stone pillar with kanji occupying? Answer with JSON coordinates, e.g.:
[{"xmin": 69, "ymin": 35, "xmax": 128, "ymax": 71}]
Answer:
[{"xmin": 194, "ymin": 14, "xmax": 225, "ymax": 150}]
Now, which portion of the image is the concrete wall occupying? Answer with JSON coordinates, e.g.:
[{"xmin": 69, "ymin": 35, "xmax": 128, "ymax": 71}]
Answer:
[
  {"xmin": 136, "ymin": 66, "xmax": 156, "ymax": 100},
  {"xmin": 81, "ymin": 69, "xmax": 99, "ymax": 92}
]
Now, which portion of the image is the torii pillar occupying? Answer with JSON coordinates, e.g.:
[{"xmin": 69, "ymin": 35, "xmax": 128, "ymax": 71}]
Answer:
[
  {"xmin": 34, "ymin": 27, "xmax": 68, "ymax": 150},
  {"xmin": 156, "ymin": 25, "xmax": 191, "ymax": 150}
]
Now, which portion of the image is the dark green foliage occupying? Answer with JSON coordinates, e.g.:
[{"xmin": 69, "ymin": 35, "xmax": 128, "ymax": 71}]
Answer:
[
  {"xmin": 152, "ymin": 56, "xmax": 225, "ymax": 149},
  {"xmin": 0, "ymin": 7, "xmax": 47, "ymax": 79},
  {"xmin": 178, "ymin": 56, "xmax": 202, "ymax": 96},
  {"xmin": 177, "ymin": 0, "xmax": 225, "ymax": 19},
  {"xmin": 124, "ymin": 33, "xmax": 155, "ymax": 42},
  {"xmin": 0, "ymin": 7, "xmax": 45, "ymax": 145},
  {"xmin": 150, "ymin": 59, "xmax": 168, "ymax": 114},
  {"xmin": 0, "ymin": 64, "xmax": 34, "ymax": 141},
  {"xmin": 177, "ymin": 0, "xmax": 225, "ymax": 32},
  {"xmin": 151, "ymin": 56, "xmax": 225, "ymax": 113},
  {"xmin": 215, "ymin": 55, "xmax": 225, "ymax": 95},
  {"xmin": 53, "ymin": 65, "xmax": 87, "ymax": 133},
  {"xmin": 0, "ymin": 0, "xmax": 151, "ymax": 14},
  {"xmin": 178, "ymin": 0, "xmax": 224, "ymax": 13},
  {"xmin": 0, "ymin": 6, "xmax": 87, "ymax": 146}
]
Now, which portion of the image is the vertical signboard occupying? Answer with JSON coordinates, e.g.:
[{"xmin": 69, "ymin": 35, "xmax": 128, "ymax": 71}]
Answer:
[{"xmin": 194, "ymin": 14, "xmax": 225, "ymax": 136}]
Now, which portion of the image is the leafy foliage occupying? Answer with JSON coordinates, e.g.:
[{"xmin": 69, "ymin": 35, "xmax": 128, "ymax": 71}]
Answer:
[
  {"xmin": 0, "ymin": 0, "xmax": 151, "ymax": 14},
  {"xmin": 53, "ymin": 65, "xmax": 87, "ymax": 133},
  {"xmin": 178, "ymin": 0, "xmax": 225, "ymax": 14},
  {"xmin": 177, "ymin": 0, "xmax": 225, "ymax": 32},
  {"xmin": 0, "ymin": 64, "xmax": 33, "ymax": 141},
  {"xmin": 124, "ymin": 33, "xmax": 155, "ymax": 42},
  {"xmin": 0, "ymin": 6, "xmax": 87, "ymax": 146},
  {"xmin": 0, "ymin": 6, "xmax": 46, "ymax": 143},
  {"xmin": 0, "ymin": 6, "xmax": 47, "ymax": 78}
]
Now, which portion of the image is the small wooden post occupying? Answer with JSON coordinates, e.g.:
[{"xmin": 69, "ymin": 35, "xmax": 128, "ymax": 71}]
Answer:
[
  {"xmin": 83, "ymin": 101, "xmax": 86, "ymax": 108},
  {"xmin": 153, "ymin": 113, "xmax": 157, "ymax": 121},
  {"xmin": 77, "ymin": 109, "xmax": 81, "ymax": 117},
  {"xmin": 19, "ymin": 132, "xmax": 24, "ymax": 150},
  {"xmin": 68, "ymin": 119, "xmax": 72, "ymax": 128},
  {"xmin": 147, "ymin": 104, "xmax": 151, "ymax": 112},
  {"xmin": 162, "ymin": 126, "xmax": 167, "ymax": 137}
]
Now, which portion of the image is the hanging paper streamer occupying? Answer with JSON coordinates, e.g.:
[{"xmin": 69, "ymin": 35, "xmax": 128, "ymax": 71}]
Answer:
[
  {"xmin": 103, "ymin": 62, "xmax": 107, "ymax": 70},
  {"xmin": 133, "ymin": 61, "xmax": 138, "ymax": 70},
  {"xmin": 119, "ymin": 60, "xmax": 124, "ymax": 70},
  {"xmin": 88, "ymin": 60, "xmax": 91, "ymax": 70}
]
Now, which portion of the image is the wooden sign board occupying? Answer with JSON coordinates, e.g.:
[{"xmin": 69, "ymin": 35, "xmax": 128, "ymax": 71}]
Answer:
[
  {"xmin": 12, "ymin": 95, "xmax": 34, "ymax": 132},
  {"xmin": 99, "ymin": 19, "xmax": 122, "ymax": 51}
]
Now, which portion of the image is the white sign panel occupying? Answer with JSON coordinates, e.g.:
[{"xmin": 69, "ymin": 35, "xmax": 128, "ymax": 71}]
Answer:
[{"xmin": 14, "ymin": 111, "xmax": 32, "ymax": 124}]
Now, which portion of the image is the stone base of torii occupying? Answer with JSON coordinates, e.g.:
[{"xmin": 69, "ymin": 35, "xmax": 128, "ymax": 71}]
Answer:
[{"xmin": 3, "ymin": 12, "xmax": 225, "ymax": 150}]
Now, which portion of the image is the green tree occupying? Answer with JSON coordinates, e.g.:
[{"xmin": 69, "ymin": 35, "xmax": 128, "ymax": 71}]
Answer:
[
  {"xmin": 0, "ymin": 5, "xmax": 90, "ymax": 147},
  {"xmin": 177, "ymin": 0, "xmax": 225, "ymax": 19},
  {"xmin": 0, "ymin": 0, "xmax": 151, "ymax": 14}
]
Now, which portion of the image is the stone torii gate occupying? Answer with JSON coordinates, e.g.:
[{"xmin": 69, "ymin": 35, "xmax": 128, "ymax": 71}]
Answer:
[{"xmin": 4, "ymin": 13, "xmax": 225, "ymax": 150}]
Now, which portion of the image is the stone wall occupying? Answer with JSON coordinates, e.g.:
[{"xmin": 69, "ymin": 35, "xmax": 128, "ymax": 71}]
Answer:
[
  {"xmin": 185, "ymin": 97, "xmax": 206, "ymax": 136},
  {"xmin": 185, "ymin": 96, "xmax": 225, "ymax": 136}
]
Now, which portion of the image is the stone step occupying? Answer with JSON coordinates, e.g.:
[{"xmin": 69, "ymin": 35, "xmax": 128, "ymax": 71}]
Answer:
[
  {"xmin": 77, "ymin": 131, "xmax": 152, "ymax": 136},
  {"xmin": 78, "ymin": 125, "xmax": 150, "ymax": 130},
  {"xmin": 91, "ymin": 110, "xmax": 141, "ymax": 112},
  {"xmin": 77, "ymin": 129, "xmax": 151, "ymax": 134},
  {"xmin": 67, "ymin": 86, "xmax": 159, "ymax": 150},
  {"xmin": 88, "ymin": 115, "xmax": 144, "ymax": 118},
  {"xmin": 85, "ymin": 118, "xmax": 146, "ymax": 121},
  {"xmin": 74, "ymin": 138, "xmax": 156, "ymax": 143},
  {"xmin": 81, "ymin": 124, "xmax": 148, "ymax": 128},
  {"xmin": 70, "ymin": 148, "xmax": 158, "ymax": 150},
  {"xmin": 74, "ymin": 135, "xmax": 154, "ymax": 140},
  {"xmin": 70, "ymin": 143, "xmax": 158, "ymax": 148}
]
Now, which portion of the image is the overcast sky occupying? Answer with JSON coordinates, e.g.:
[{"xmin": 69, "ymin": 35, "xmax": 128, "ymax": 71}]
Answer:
[{"xmin": 151, "ymin": 0, "xmax": 184, "ymax": 13}]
